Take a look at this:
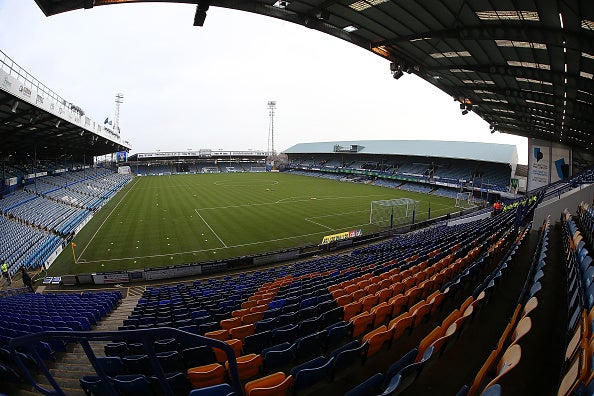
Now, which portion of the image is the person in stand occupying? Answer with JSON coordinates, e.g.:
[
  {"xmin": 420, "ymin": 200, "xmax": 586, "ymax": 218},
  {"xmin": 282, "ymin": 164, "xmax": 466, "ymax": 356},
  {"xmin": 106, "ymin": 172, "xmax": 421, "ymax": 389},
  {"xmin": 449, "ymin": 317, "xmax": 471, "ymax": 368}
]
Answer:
[
  {"xmin": 1, "ymin": 262, "xmax": 10, "ymax": 285},
  {"xmin": 21, "ymin": 267, "xmax": 33, "ymax": 292}
]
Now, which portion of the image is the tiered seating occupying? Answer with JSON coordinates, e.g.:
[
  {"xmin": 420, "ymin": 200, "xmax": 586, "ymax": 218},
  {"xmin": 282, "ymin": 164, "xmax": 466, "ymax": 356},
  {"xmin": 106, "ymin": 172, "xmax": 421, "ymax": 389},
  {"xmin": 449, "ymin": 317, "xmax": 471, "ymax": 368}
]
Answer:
[
  {"xmin": 0, "ymin": 291, "xmax": 122, "ymax": 393},
  {"xmin": 104, "ymin": 207, "xmax": 525, "ymax": 396},
  {"xmin": 557, "ymin": 208, "xmax": 594, "ymax": 395},
  {"xmin": 0, "ymin": 217, "xmax": 62, "ymax": 275}
]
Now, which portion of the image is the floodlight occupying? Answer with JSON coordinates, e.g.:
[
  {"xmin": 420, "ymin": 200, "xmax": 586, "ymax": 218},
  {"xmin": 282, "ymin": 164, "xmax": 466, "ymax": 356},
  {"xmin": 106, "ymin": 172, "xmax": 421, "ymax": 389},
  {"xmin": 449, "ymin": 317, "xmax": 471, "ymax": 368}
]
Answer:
[
  {"xmin": 462, "ymin": 109, "xmax": 469, "ymax": 115},
  {"xmin": 392, "ymin": 69, "xmax": 404, "ymax": 79},
  {"xmin": 11, "ymin": 101, "xmax": 19, "ymax": 113},
  {"xmin": 55, "ymin": 120, "xmax": 61, "ymax": 128}
]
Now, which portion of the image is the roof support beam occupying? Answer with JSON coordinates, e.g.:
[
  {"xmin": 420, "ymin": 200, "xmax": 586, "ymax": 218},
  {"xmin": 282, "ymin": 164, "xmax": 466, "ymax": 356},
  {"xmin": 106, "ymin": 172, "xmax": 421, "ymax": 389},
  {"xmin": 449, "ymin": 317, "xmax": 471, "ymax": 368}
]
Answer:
[{"xmin": 373, "ymin": 25, "xmax": 594, "ymax": 55}]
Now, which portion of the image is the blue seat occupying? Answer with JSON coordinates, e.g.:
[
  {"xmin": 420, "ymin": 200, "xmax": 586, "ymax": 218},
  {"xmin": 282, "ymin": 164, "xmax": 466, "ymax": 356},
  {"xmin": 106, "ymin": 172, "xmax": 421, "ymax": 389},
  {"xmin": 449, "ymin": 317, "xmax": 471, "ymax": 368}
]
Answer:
[
  {"xmin": 272, "ymin": 323, "xmax": 299, "ymax": 345},
  {"xmin": 384, "ymin": 346, "xmax": 434, "ymax": 395},
  {"xmin": 262, "ymin": 342, "xmax": 296, "ymax": 374},
  {"xmin": 325, "ymin": 321, "xmax": 353, "ymax": 349},
  {"xmin": 295, "ymin": 331, "xmax": 324, "ymax": 362},
  {"xmin": 149, "ymin": 371, "xmax": 191, "ymax": 395},
  {"xmin": 243, "ymin": 330, "xmax": 272, "ymax": 355},
  {"xmin": 122, "ymin": 354, "xmax": 152, "ymax": 376},
  {"xmin": 382, "ymin": 348, "xmax": 418, "ymax": 389},
  {"xmin": 254, "ymin": 317, "xmax": 278, "ymax": 333},
  {"xmin": 80, "ymin": 375, "xmax": 112, "ymax": 396},
  {"xmin": 298, "ymin": 315, "xmax": 323, "ymax": 337},
  {"xmin": 188, "ymin": 383, "xmax": 236, "ymax": 396},
  {"xmin": 345, "ymin": 373, "xmax": 384, "ymax": 396},
  {"xmin": 105, "ymin": 342, "xmax": 130, "ymax": 357},
  {"xmin": 156, "ymin": 351, "xmax": 185, "ymax": 373},
  {"xmin": 96, "ymin": 356, "xmax": 124, "ymax": 376},
  {"xmin": 330, "ymin": 341, "xmax": 369, "ymax": 381},
  {"xmin": 291, "ymin": 355, "xmax": 333, "ymax": 394},
  {"xmin": 113, "ymin": 374, "xmax": 153, "ymax": 396}
]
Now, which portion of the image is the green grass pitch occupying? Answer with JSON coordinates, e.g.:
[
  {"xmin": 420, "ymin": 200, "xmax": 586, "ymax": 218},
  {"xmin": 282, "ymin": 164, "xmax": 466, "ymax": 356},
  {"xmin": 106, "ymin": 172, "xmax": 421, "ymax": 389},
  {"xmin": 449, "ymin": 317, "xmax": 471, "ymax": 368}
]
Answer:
[{"xmin": 48, "ymin": 173, "xmax": 460, "ymax": 275}]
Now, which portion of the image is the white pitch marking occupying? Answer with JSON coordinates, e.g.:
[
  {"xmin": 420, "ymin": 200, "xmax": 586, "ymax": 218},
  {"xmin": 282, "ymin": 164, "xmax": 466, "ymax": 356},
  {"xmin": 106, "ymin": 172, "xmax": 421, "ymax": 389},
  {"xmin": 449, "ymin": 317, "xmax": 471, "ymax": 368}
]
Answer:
[{"xmin": 194, "ymin": 209, "xmax": 228, "ymax": 248}]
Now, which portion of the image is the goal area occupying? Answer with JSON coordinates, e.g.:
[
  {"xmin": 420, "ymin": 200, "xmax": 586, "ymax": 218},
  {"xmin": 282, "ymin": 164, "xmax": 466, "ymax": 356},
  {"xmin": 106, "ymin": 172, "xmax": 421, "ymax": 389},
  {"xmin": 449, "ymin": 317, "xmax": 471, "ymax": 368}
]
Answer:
[
  {"xmin": 455, "ymin": 191, "xmax": 475, "ymax": 209},
  {"xmin": 370, "ymin": 198, "xmax": 418, "ymax": 228}
]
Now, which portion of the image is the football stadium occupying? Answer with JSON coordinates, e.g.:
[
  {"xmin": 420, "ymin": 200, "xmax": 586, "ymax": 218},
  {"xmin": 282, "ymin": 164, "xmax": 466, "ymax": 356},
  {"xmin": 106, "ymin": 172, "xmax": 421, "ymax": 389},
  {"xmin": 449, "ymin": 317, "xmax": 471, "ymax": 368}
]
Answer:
[{"xmin": 0, "ymin": 1, "xmax": 593, "ymax": 396}]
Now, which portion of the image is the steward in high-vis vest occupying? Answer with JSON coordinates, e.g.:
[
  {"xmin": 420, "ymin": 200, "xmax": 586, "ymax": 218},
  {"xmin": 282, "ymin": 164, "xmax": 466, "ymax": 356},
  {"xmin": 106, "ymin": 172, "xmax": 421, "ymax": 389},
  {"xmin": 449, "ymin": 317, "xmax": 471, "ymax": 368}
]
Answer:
[{"xmin": 1, "ymin": 263, "xmax": 10, "ymax": 285}]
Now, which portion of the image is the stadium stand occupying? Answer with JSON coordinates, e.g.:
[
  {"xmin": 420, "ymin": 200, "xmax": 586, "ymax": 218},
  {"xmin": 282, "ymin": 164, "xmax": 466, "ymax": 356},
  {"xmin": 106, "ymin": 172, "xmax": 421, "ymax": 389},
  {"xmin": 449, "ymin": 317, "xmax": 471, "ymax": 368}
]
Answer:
[
  {"xmin": 0, "ymin": 169, "xmax": 131, "ymax": 276},
  {"xmin": 2, "ymin": 1, "xmax": 594, "ymax": 394}
]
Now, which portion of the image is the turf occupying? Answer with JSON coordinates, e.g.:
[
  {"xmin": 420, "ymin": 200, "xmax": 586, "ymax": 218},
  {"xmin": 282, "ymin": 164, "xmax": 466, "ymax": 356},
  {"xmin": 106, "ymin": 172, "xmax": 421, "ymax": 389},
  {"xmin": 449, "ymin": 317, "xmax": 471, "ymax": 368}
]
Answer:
[{"xmin": 48, "ymin": 173, "xmax": 460, "ymax": 274}]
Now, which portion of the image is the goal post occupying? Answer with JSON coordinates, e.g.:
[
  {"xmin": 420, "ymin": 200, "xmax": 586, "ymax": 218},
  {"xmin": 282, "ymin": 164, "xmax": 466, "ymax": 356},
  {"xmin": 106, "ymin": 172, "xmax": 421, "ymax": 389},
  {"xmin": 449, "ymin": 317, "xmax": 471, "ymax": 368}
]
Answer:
[
  {"xmin": 370, "ymin": 198, "xmax": 418, "ymax": 228},
  {"xmin": 455, "ymin": 191, "xmax": 475, "ymax": 209}
]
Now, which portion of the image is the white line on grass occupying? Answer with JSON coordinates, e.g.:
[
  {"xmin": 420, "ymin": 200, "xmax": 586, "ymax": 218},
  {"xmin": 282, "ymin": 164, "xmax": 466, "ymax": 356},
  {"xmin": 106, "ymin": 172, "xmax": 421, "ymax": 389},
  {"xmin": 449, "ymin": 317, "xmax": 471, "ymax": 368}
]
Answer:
[
  {"xmin": 194, "ymin": 209, "xmax": 228, "ymax": 248},
  {"xmin": 78, "ymin": 222, "xmax": 373, "ymax": 264},
  {"xmin": 77, "ymin": 177, "xmax": 140, "ymax": 261},
  {"xmin": 304, "ymin": 218, "xmax": 333, "ymax": 230}
]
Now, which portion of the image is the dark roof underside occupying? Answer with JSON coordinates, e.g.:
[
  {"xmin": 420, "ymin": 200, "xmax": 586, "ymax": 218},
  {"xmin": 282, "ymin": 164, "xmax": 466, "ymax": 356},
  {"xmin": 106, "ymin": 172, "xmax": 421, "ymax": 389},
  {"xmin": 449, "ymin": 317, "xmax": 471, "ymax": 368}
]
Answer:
[
  {"xmin": 0, "ymin": 88, "xmax": 129, "ymax": 162},
  {"xmin": 33, "ymin": 0, "xmax": 594, "ymax": 152}
]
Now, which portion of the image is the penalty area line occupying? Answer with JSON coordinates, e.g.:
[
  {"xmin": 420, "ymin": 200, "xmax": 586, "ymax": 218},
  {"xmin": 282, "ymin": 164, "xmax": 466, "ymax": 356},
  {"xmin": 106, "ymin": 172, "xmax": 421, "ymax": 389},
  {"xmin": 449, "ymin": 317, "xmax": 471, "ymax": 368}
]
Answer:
[{"xmin": 194, "ymin": 209, "xmax": 228, "ymax": 248}]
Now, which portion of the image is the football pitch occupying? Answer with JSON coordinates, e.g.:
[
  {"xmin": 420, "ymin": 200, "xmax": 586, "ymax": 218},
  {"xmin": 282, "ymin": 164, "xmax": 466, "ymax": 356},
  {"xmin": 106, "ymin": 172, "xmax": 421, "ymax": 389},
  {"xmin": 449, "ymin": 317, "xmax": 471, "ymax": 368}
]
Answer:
[{"xmin": 48, "ymin": 173, "xmax": 460, "ymax": 274}]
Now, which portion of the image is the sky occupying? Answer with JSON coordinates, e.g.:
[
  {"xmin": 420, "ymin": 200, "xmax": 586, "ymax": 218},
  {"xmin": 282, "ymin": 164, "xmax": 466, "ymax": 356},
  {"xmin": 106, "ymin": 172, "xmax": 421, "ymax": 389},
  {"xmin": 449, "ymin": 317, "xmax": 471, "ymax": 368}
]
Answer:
[{"xmin": 0, "ymin": 1, "xmax": 528, "ymax": 163}]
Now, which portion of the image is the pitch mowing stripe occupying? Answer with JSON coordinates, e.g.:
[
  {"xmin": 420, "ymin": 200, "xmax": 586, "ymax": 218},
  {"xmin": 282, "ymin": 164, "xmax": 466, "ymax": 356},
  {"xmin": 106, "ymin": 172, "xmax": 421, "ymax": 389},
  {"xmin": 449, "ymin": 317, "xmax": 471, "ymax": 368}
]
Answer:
[
  {"xmin": 75, "ymin": 221, "xmax": 374, "ymax": 264},
  {"xmin": 77, "ymin": 177, "xmax": 140, "ymax": 262},
  {"xmin": 194, "ymin": 209, "xmax": 228, "ymax": 248}
]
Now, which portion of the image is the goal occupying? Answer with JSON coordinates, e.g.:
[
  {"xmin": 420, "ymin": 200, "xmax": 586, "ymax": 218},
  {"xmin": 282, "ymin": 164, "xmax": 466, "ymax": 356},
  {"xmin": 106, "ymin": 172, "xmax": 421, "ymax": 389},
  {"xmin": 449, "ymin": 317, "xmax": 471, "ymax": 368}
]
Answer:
[
  {"xmin": 455, "ymin": 191, "xmax": 475, "ymax": 209},
  {"xmin": 370, "ymin": 198, "xmax": 418, "ymax": 228}
]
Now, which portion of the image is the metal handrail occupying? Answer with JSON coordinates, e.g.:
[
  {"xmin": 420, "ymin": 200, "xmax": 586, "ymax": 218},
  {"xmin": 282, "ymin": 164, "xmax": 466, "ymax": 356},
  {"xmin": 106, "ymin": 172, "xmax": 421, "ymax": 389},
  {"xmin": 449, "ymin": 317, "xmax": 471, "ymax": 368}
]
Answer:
[{"xmin": 8, "ymin": 327, "xmax": 243, "ymax": 396}]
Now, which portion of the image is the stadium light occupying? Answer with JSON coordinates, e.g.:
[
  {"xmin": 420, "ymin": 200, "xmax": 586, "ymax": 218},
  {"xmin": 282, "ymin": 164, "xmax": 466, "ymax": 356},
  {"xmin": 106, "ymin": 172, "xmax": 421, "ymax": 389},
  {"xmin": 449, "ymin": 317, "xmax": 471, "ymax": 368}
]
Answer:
[
  {"xmin": 392, "ymin": 69, "xmax": 404, "ymax": 79},
  {"xmin": 11, "ymin": 101, "xmax": 19, "ymax": 113},
  {"xmin": 194, "ymin": 0, "xmax": 210, "ymax": 26},
  {"xmin": 55, "ymin": 120, "xmax": 61, "ymax": 128}
]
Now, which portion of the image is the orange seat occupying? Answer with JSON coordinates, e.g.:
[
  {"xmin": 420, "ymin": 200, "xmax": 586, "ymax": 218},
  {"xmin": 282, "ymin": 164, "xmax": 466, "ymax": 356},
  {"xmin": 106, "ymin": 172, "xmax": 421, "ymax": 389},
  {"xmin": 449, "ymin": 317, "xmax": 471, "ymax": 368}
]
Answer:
[
  {"xmin": 331, "ymin": 288, "xmax": 347, "ymax": 299},
  {"xmin": 221, "ymin": 317, "xmax": 242, "ymax": 331},
  {"xmin": 358, "ymin": 279, "xmax": 372, "ymax": 289},
  {"xmin": 241, "ymin": 300, "xmax": 258, "ymax": 310},
  {"xmin": 416, "ymin": 325, "xmax": 443, "ymax": 361},
  {"xmin": 351, "ymin": 289, "xmax": 366, "ymax": 302},
  {"xmin": 441, "ymin": 309, "xmax": 461, "ymax": 331},
  {"xmin": 205, "ymin": 329, "xmax": 230, "ymax": 341},
  {"xmin": 242, "ymin": 311, "xmax": 264, "ymax": 325},
  {"xmin": 376, "ymin": 288, "xmax": 393, "ymax": 304},
  {"xmin": 351, "ymin": 311, "xmax": 375, "ymax": 338},
  {"xmin": 225, "ymin": 353, "xmax": 263, "ymax": 382},
  {"xmin": 412, "ymin": 301, "xmax": 433, "ymax": 328},
  {"xmin": 245, "ymin": 372, "xmax": 293, "ymax": 396},
  {"xmin": 230, "ymin": 323, "xmax": 255, "ymax": 341},
  {"xmin": 360, "ymin": 295, "xmax": 379, "ymax": 313},
  {"xmin": 431, "ymin": 323, "xmax": 457, "ymax": 357},
  {"xmin": 378, "ymin": 279, "xmax": 392, "ymax": 290},
  {"xmin": 389, "ymin": 312, "xmax": 414, "ymax": 344},
  {"xmin": 365, "ymin": 283, "xmax": 380, "ymax": 295},
  {"xmin": 483, "ymin": 344, "xmax": 522, "ymax": 391},
  {"xmin": 187, "ymin": 363, "xmax": 226, "ymax": 389},
  {"xmin": 250, "ymin": 305, "xmax": 268, "ymax": 314},
  {"xmin": 388, "ymin": 293, "xmax": 409, "ymax": 318},
  {"xmin": 345, "ymin": 284, "xmax": 359, "ymax": 294},
  {"xmin": 335, "ymin": 294, "xmax": 353, "ymax": 307},
  {"xmin": 343, "ymin": 301, "xmax": 362, "ymax": 322},
  {"xmin": 213, "ymin": 339, "xmax": 243, "ymax": 363},
  {"xmin": 362, "ymin": 325, "xmax": 392, "ymax": 357},
  {"xmin": 233, "ymin": 308, "xmax": 251, "ymax": 318},
  {"xmin": 371, "ymin": 302, "xmax": 392, "ymax": 327},
  {"xmin": 402, "ymin": 276, "xmax": 416, "ymax": 292},
  {"xmin": 405, "ymin": 285, "xmax": 423, "ymax": 306}
]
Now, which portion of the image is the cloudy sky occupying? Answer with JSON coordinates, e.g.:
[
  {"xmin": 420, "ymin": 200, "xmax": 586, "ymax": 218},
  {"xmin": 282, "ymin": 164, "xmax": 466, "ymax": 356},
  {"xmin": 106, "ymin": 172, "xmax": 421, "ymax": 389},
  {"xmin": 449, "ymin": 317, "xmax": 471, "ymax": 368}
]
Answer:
[{"xmin": 1, "ymin": 1, "xmax": 528, "ymax": 163}]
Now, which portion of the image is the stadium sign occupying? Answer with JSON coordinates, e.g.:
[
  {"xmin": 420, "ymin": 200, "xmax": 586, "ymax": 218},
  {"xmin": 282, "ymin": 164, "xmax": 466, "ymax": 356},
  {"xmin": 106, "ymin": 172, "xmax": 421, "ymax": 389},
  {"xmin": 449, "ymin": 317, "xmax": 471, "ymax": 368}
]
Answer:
[{"xmin": 321, "ymin": 229, "xmax": 362, "ymax": 245}]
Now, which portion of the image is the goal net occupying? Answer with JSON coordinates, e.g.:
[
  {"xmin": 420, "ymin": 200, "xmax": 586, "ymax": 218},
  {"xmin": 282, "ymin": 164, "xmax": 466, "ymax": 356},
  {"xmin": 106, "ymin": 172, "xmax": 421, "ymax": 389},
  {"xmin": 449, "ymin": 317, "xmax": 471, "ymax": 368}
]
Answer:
[
  {"xmin": 455, "ymin": 191, "xmax": 475, "ymax": 209},
  {"xmin": 370, "ymin": 198, "xmax": 418, "ymax": 228}
]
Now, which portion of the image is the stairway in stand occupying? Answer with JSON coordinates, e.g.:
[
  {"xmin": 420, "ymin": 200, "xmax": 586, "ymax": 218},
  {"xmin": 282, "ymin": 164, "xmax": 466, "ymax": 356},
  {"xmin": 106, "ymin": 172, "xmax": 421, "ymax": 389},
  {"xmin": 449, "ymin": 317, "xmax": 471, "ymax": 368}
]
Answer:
[{"xmin": 15, "ymin": 286, "xmax": 143, "ymax": 396}]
